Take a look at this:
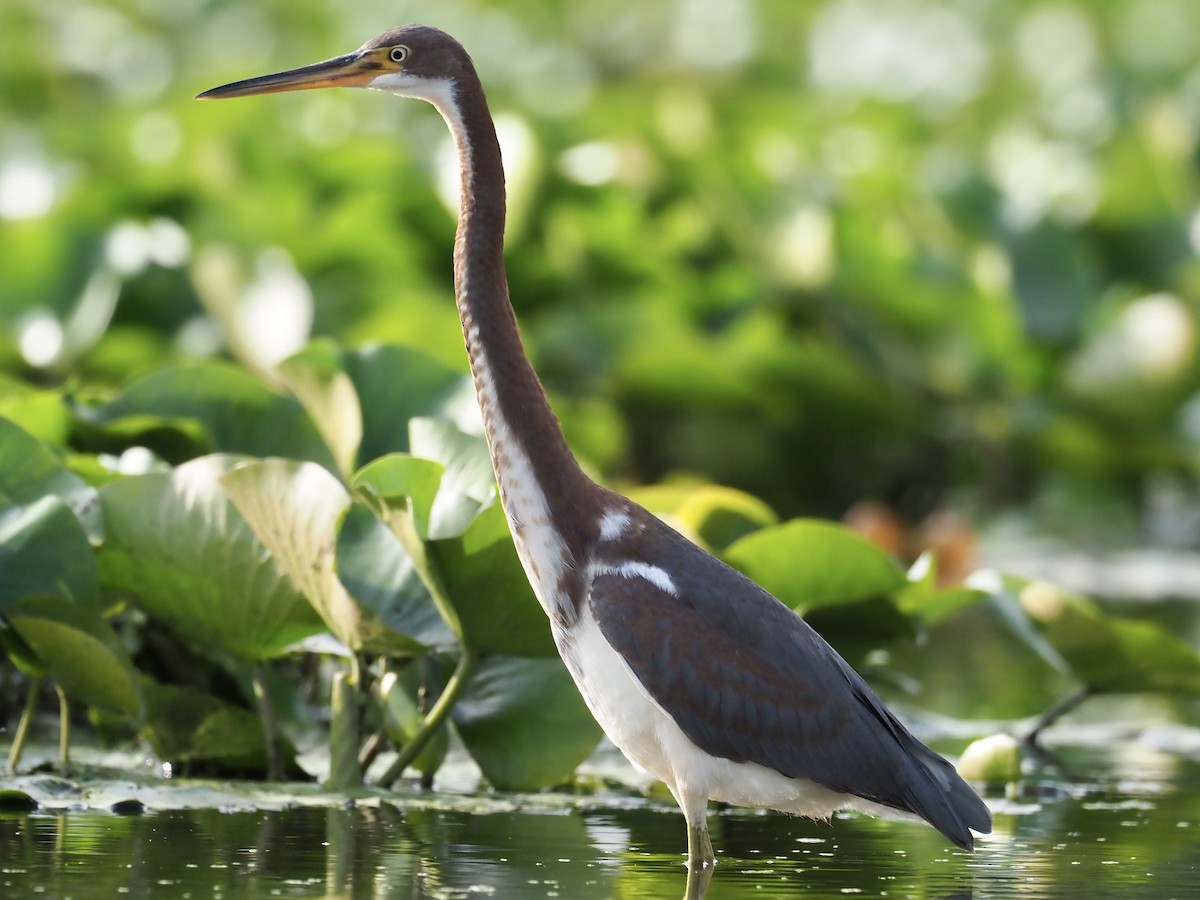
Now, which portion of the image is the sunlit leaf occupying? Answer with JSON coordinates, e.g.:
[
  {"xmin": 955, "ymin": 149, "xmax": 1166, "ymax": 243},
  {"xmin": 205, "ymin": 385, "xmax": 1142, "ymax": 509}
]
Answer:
[
  {"xmin": 220, "ymin": 457, "xmax": 431, "ymax": 656},
  {"xmin": 630, "ymin": 481, "xmax": 777, "ymax": 550},
  {"xmin": 98, "ymin": 455, "xmax": 322, "ymax": 660},
  {"xmin": 353, "ymin": 453, "xmax": 446, "ymax": 540},
  {"xmin": 451, "ymin": 656, "xmax": 602, "ymax": 791},
  {"xmin": 723, "ymin": 519, "xmax": 906, "ymax": 612},
  {"xmin": 277, "ymin": 338, "xmax": 363, "ymax": 478},
  {"xmin": 408, "ymin": 417, "xmax": 496, "ymax": 538}
]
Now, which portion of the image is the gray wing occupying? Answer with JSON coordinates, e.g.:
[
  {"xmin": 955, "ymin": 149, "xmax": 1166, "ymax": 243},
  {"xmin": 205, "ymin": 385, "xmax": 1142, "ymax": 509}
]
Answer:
[{"xmin": 587, "ymin": 540, "xmax": 990, "ymax": 850}]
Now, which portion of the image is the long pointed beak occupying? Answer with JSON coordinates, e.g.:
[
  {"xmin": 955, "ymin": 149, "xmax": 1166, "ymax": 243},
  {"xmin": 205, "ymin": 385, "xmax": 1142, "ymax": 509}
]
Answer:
[{"xmin": 196, "ymin": 51, "xmax": 378, "ymax": 100}]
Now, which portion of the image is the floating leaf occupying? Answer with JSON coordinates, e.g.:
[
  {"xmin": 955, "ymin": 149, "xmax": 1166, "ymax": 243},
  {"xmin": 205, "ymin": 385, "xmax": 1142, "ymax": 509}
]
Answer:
[
  {"xmin": 724, "ymin": 519, "xmax": 906, "ymax": 612},
  {"xmin": 6, "ymin": 595, "xmax": 142, "ymax": 717},
  {"xmin": 221, "ymin": 458, "xmax": 434, "ymax": 656},
  {"xmin": 98, "ymin": 455, "xmax": 322, "ymax": 661},
  {"xmin": 451, "ymin": 656, "xmax": 602, "ymax": 791}
]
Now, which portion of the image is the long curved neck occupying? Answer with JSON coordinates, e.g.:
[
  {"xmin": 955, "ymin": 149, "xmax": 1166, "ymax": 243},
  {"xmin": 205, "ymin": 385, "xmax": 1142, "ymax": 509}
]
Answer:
[{"xmin": 433, "ymin": 74, "xmax": 599, "ymax": 602}]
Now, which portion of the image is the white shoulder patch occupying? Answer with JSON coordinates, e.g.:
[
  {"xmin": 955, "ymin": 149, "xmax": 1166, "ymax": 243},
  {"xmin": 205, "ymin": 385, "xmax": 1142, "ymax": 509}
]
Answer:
[
  {"xmin": 598, "ymin": 508, "xmax": 632, "ymax": 541},
  {"xmin": 595, "ymin": 560, "xmax": 678, "ymax": 597}
]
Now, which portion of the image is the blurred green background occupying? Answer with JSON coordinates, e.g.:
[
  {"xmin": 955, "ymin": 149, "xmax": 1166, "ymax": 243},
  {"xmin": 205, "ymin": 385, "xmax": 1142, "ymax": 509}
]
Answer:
[{"xmin": 4, "ymin": 0, "xmax": 1200, "ymax": 545}]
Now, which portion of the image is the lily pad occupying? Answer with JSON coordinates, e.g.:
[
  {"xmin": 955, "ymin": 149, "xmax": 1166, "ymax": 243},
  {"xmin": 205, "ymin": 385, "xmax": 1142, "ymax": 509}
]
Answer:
[
  {"xmin": 430, "ymin": 504, "xmax": 557, "ymax": 659},
  {"xmin": 98, "ymin": 455, "xmax": 322, "ymax": 661}
]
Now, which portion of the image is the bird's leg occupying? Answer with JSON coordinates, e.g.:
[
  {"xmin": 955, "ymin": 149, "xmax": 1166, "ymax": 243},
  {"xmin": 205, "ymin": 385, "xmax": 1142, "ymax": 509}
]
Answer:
[
  {"xmin": 687, "ymin": 818, "xmax": 715, "ymax": 870},
  {"xmin": 669, "ymin": 783, "xmax": 714, "ymax": 870},
  {"xmin": 684, "ymin": 857, "xmax": 714, "ymax": 900}
]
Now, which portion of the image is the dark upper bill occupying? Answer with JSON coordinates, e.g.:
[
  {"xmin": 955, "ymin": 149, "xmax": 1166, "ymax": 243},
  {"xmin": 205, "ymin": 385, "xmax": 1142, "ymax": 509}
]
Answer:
[{"xmin": 196, "ymin": 52, "xmax": 378, "ymax": 100}]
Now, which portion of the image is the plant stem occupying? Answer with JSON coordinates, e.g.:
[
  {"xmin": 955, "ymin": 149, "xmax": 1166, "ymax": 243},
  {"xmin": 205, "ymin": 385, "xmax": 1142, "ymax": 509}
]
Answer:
[
  {"xmin": 251, "ymin": 663, "xmax": 282, "ymax": 781},
  {"xmin": 54, "ymin": 684, "xmax": 70, "ymax": 769},
  {"xmin": 327, "ymin": 667, "xmax": 362, "ymax": 790},
  {"xmin": 379, "ymin": 649, "xmax": 475, "ymax": 787},
  {"xmin": 6, "ymin": 677, "xmax": 41, "ymax": 775},
  {"xmin": 1024, "ymin": 685, "xmax": 1091, "ymax": 746}
]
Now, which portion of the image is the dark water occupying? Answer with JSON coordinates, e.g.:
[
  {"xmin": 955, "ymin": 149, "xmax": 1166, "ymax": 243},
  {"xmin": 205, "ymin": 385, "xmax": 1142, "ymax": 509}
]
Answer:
[{"xmin": 2, "ymin": 760, "xmax": 1199, "ymax": 900}]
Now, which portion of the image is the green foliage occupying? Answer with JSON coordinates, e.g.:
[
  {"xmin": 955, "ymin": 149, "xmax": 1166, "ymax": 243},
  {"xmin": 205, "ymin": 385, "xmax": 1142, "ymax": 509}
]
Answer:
[
  {"xmin": 98, "ymin": 455, "xmax": 323, "ymax": 661},
  {"xmin": 451, "ymin": 656, "xmax": 603, "ymax": 792},
  {"xmin": 6, "ymin": 596, "xmax": 141, "ymax": 717},
  {"xmin": 2, "ymin": 0, "xmax": 1199, "ymax": 795}
]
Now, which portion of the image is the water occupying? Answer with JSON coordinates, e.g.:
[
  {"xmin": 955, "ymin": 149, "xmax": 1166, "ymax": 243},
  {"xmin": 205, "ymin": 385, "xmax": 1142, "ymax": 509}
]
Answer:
[{"xmin": 3, "ymin": 754, "xmax": 1199, "ymax": 899}]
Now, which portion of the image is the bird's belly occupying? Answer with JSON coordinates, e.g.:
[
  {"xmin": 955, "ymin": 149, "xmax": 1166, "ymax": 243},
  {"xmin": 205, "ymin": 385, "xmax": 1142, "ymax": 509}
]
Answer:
[
  {"xmin": 553, "ymin": 607, "xmax": 859, "ymax": 821},
  {"xmin": 553, "ymin": 608, "xmax": 677, "ymax": 784}
]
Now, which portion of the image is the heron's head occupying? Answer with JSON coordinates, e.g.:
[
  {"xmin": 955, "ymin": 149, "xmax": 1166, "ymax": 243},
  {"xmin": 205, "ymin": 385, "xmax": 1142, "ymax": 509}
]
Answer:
[{"xmin": 197, "ymin": 24, "xmax": 472, "ymax": 105}]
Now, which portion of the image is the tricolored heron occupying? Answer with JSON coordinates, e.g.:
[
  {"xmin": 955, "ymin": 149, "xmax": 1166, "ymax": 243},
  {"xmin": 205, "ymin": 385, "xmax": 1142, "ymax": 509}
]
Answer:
[{"xmin": 199, "ymin": 25, "xmax": 991, "ymax": 872}]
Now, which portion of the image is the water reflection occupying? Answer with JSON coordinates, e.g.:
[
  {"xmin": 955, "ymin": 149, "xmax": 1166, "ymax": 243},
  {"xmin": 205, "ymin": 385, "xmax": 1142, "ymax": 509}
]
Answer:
[{"xmin": 1, "ymin": 763, "xmax": 1198, "ymax": 898}]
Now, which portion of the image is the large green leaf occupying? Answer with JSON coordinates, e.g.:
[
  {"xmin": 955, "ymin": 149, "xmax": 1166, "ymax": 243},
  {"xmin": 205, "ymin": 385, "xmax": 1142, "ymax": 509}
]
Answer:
[
  {"xmin": 0, "ymin": 416, "xmax": 102, "ymax": 540},
  {"xmin": 335, "ymin": 502, "xmax": 454, "ymax": 649},
  {"xmin": 343, "ymin": 345, "xmax": 470, "ymax": 463},
  {"xmin": 220, "ymin": 458, "xmax": 434, "ymax": 656},
  {"xmin": 0, "ymin": 496, "xmax": 98, "ymax": 615},
  {"xmin": 98, "ymin": 455, "xmax": 322, "ymax": 660},
  {"xmin": 723, "ymin": 519, "xmax": 907, "ymax": 612},
  {"xmin": 895, "ymin": 552, "xmax": 985, "ymax": 627},
  {"xmin": 354, "ymin": 418, "xmax": 495, "ymax": 542},
  {"xmin": 451, "ymin": 656, "xmax": 602, "ymax": 791},
  {"xmin": 6, "ymin": 595, "xmax": 142, "ymax": 717},
  {"xmin": 988, "ymin": 577, "xmax": 1200, "ymax": 695},
  {"xmin": 89, "ymin": 361, "xmax": 337, "ymax": 469},
  {"xmin": 141, "ymin": 679, "xmax": 297, "ymax": 777},
  {"xmin": 353, "ymin": 454, "xmax": 446, "ymax": 540},
  {"xmin": 430, "ymin": 503, "xmax": 556, "ymax": 658}
]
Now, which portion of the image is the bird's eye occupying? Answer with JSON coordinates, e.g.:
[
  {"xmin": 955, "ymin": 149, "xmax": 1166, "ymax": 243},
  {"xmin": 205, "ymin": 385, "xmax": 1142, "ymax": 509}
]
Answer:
[{"xmin": 390, "ymin": 45, "xmax": 410, "ymax": 63}]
